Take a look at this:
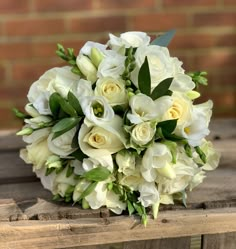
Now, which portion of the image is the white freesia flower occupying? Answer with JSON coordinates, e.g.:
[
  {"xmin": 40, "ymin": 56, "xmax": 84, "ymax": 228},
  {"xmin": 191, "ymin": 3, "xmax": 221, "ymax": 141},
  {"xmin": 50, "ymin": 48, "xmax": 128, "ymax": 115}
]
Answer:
[
  {"xmin": 82, "ymin": 155, "xmax": 114, "ymax": 173},
  {"xmin": 53, "ymin": 166, "xmax": 77, "ymax": 197},
  {"xmin": 22, "ymin": 127, "xmax": 50, "ymax": 144},
  {"xmin": 79, "ymin": 115, "xmax": 125, "ymax": 157},
  {"xmin": 80, "ymin": 96, "xmax": 114, "ymax": 126},
  {"xmin": 131, "ymin": 45, "xmax": 183, "ymax": 89},
  {"xmin": 131, "ymin": 122, "xmax": 155, "ymax": 146},
  {"xmin": 34, "ymin": 167, "xmax": 56, "ymax": 192},
  {"xmin": 94, "ymin": 77, "xmax": 128, "ymax": 106},
  {"xmin": 85, "ymin": 181, "xmax": 107, "ymax": 209},
  {"xmin": 141, "ymin": 143, "xmax": 175, "ymax": 182},
  {"xmin": 73, "ymin": 179, "xmax": 90, "ymax": 202},
  {"xmin": 180, "ymin": 100, "xmax": 213, "ymax": 147},
  {"xmin": 127, "ymin": 94, "xmax": 172, "ymax": 124},
  {"xmin": 106, "ymin": 191, "xmax": 126, "ymax": 214},
  {"xmin": 108, "ymin": 31, "xmax": 150, "ymax": 51},
  {"xmin": 188, "ymin": 171, "xmax": 206, "ymax": 191},
  {"xmin": 138, "ymin": 182, "xmax": 160, "ymax": 207},
  {"xmin": 97, "ymin": 50, "xmax": 126, "ymax": 79},
  {"xmin": 76, "ymin": 54, "xmax": 97, "ymax": 83},
  {"xmin": 80, "ymin": 41, "xmax": 107, "ymax": 56},
  {"xmin": 76, "ymin": 79, "xmax": 93, "ymax": 99},
  {"xmin": 157, "ymin": 156, "xmax": 199, "ymax": 195},
  {"xmin": 25, "ymin": 115, "xmax": 52, "ymax": 129},
  {"xmin": 47, "ymin": 127, "xmax": 77, "ymax": 157},
  {"xmin": 28, "ymin": 66, "xmax": 80, "ymax": 114},
  {"xmin": 116, "ymin": 151, "xmax": 136, "ymax": 176},
  {"xmin": 170, "ymin": 73, "xmax": 195, "ymax": 92},
  {"xmin": 194, "ymin": 140, "xmax": 220, "ymax": 170},
  {"xmin": 25, "ymin": 103, "xmax": 40, "ymax": 117}
]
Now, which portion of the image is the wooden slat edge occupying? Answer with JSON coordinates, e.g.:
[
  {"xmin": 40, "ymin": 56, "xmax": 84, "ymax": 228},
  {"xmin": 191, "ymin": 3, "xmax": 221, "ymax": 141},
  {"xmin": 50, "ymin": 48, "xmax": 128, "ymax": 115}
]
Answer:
[{"xmin": 1, "ymin": 208, "xmax": 236, "ymax": 248}]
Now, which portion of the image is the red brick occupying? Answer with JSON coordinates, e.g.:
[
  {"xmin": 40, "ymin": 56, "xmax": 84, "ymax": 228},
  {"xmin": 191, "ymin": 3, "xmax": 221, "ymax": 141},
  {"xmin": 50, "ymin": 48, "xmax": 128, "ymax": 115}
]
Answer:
[
  {"xmin": 96, "ymin": 0, "xmax": 155, "ymax": 9},
  {"xmin": 224, "ymin": 0, "xmax": 236, "ymax": 5},
  {"xmin": 130, "ymin": 13, "xmax": 188, "ymax": 31},
  {"xmin": 0, "ymin": 43, "xmax": 33, "ymax": 60},
  {"xmin": 0, "ymin": 0, "xmax": 29, "ymax": 13},
  {"xmin": 34, "ymin": 0, "xmax": 92, "ymax": 12},
  {"xmin": 5, "ymin": 18, "xmax": 65, "ymax": 36},
  {"xmin": 207, "ymin": 71, "xmax": 236, "ymax": 88},
  {"xmin": 11, "ymin": 63, "xmax": 53, "ymax": 82},
  {"xmin": 0, "ymin": 64, "xmax": 6, "ymax": 82},
  {"xmin": 68, "ymin": 16, "xmax": 127, "ymax": 33},
  {"xmin": 0, "ymin": 107, "xmax": 24, "ymax": 129},
  {"xmin": 192, "ymin": 50, "xmax": 236, "ymax": 70},
  {"xmin": 163, "ymin": 0, "xmax": 217, "ymax": 6},
  {"xmin": 169, "ymin": 33, "xmax": 236, "ymax": 50},
  {"xmin": 0, "ymin": 86, "xmax": 29, "ymax": 101},
  {"xmin": 193, "ymin": 12, "xmax": 236, "ymax": 27}
]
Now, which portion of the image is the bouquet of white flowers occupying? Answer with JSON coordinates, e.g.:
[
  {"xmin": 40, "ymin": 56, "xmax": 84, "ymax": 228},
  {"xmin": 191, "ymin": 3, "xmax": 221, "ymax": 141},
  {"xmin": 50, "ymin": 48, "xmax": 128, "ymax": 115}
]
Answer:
[{"xmin": 14, "ymin": 30, "xmax": 220, "ymax": 225}]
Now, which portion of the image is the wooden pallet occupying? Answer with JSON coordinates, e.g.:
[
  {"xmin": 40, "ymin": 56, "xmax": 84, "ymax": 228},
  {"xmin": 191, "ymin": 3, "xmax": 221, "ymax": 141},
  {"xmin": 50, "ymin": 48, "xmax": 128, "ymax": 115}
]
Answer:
[{"xmin": 0, "ymin": 119, "xmax": 236, "ymax": 249}]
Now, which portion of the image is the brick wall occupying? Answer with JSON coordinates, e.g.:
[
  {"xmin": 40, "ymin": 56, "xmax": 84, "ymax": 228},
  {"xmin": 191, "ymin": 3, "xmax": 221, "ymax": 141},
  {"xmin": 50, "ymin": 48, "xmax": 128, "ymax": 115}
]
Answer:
[{"xmin": 0, "ymin": 0, "xmax": 235, "ymax": 129}]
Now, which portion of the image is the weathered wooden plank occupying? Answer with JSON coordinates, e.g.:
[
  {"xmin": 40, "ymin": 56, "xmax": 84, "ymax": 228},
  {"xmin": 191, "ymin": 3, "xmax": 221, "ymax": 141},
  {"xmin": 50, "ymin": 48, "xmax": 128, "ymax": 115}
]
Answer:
[
  {"xmin": 0, "ymin": 151, "xmax": 36, "ymax": 184},
  {"xmin": 202, "ymin": 232, "xmax": 236, "ymax": 249},
  {"xmin": 0, "ymin": 198, "xmax": 109, "ymax": 222},
  {"xmin": 0, "ymin": 208, "xmax": 236, "ymax": 248},
  {"xmin": 61, "ymin": 237, "xmax": 191, "ymax": 249},
  {"xmin": 0, "ymin": 130, "xmax": 24, "ymax": 150}
]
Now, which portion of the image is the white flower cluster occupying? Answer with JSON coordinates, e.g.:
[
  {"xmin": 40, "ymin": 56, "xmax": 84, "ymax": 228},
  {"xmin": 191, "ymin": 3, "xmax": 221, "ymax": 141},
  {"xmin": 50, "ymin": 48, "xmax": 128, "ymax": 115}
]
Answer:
[{"xmin": 17, "ymin": 31, "xmax": 220, "ymax": 224}]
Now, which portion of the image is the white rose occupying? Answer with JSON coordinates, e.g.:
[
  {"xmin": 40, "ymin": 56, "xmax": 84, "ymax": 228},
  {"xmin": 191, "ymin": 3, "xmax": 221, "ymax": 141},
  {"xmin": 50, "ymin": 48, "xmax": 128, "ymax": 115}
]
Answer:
[
  {"xmin": 131, "ymin": 45, "xmax": 179, "ymax": 89},
  {"xmin": 53, "ymin": 166, "xmax": 77, "ymax": 197},
  {"xmin": 47, "ymin": 127, "xmax": 77, "ymax": 157},
  {"xmin": 108, "ymin": 31, "xmax": 150, "ymax": 52},
  {"xmin": 79, "ymin": 115, "xmax": 125, "ymax": 157},
  {"xmin": 116, "ymin": 151, "xmax": 136, "ymax": 176},
  {"xmin": 127, "ymin": 94, "xmax": 172, "ymax": 124},
  {"xmin": 20, "ymin": 139, "xmax": 52, "ymax": 170},
  {"xmin": 28, "ymin": 66, "xmax": 80, "ymax": 115},
  {"xmin": 80, "ymin": 96, "xmax": 114, "ymax": 126},
  {"xmin": 163, "ymin": 92, "xmax": 193, "ymax": 128},
  {"xmin": 94, "ymin": 77, "xmax": 128, "ymax": 106},
  {"xmin": 97, "ymin": 50, "xmax": 126, "ymax": 79},
  {"xmin": 180, "ymin": 100, "xmax": 213, "ymax": 147},
  {"xmin": 76, "ymin": 54, "xmax": 97, "ymax": 83},
  {"xmin": 106, "ymin": 191, "xmax": 126, "ymax": 214},
  {"xmin": 138, "ymin": 182, "xmax": 160, "ymax": 207},
  {"xmin": 141, "ymin": 143, "xmax": 175, "ymax": 182},
  {"xmin": 131, "ymin": 122, "xmax": 155, "ymax": 146}
]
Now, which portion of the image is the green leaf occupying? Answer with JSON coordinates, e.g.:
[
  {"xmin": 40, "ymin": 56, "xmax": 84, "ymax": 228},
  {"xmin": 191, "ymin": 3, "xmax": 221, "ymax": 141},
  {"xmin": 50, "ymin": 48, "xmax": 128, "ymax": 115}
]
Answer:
[
  {"xmin": 127, "ymin": 200, "xmax": 135, "ymax": 216},
  {"xmin": 138, "ymin": 57, "xmax": 151, "ymax": 96},
  {"xmin": 52, "ymin": 117, "xmax": 81, "ymax": 139},
  {"xmin": 49, "ymin": 93, "xmax": 61, "ymax": 118},
  {"xmin": 83, "ymin": 166, "xmax": 111, "ymax": 182},
  {"xmin": 66, "ymin": 166, "xmax": 74, "ymax": 178},
  {"xmin": 151, "ymin": 29, "xmax": 176, "ymax": 47},
  {"xmin": 184, "ymin": 143, "xmax": 192, "ymax": 158},
  {"xmin": 78, "ymin": 182, "xmax": 98, "ymax": 201},
  {"xmin": 163, "ymin": 133, "xmax": 185, "ymax": 141},
  {"xmin": 151, "ymin": 77, "xmax": 173, "ymax": 100},
  {"xmin": 67, "ymin": 91, "xmax": 83, "ymax": 116},
  {"xmin": 57, "ymin": 43, "xmax": 65, "ymax": 52},
  {"xmin": 59, "ymin": 98, "xmax": 77, "ymax": 117},
  {"xmin": 157, "ymin": 119, "xmax": 177, "ymax": 134},
  {"xmin": 133, "ymin": 202, "xmax": 144, "ymax": 216},
  {"xmin": 70, "ymin": 148, "xmax": 87, "ymax": 161}
]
